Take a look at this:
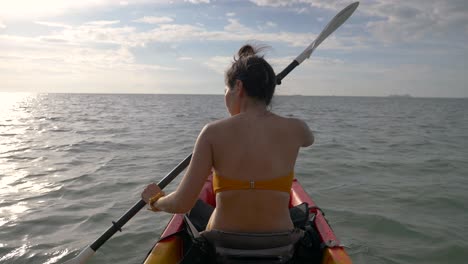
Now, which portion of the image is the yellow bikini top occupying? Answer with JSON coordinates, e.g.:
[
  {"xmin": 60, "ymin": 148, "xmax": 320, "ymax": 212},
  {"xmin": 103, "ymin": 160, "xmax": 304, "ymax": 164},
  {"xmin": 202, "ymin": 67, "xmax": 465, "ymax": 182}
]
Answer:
[{"xmin": 212, "ymin": 171, "xmax": 294, "ymax": 194}]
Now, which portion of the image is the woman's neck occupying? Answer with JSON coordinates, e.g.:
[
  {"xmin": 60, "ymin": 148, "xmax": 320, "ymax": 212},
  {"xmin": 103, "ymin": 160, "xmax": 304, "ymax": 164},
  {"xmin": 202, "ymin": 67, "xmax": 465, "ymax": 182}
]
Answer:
[{"xmin": 239, "ymin": 98, "xmax": 268, "ymax": 115}]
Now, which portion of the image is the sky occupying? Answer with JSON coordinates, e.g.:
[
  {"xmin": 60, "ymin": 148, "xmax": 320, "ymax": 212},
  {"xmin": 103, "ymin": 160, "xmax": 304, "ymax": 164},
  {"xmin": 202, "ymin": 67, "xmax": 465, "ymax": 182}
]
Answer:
[{"xmin": 0, "ymin": 0, "xmax": 467, "ymax": 97}]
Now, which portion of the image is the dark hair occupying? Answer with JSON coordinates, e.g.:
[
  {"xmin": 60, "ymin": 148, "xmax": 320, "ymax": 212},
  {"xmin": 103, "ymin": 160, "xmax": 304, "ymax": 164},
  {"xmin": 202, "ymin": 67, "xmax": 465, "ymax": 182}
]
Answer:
[{"xmin": 225, "ymin": 44, "xmax": 276, "ymax": 106}]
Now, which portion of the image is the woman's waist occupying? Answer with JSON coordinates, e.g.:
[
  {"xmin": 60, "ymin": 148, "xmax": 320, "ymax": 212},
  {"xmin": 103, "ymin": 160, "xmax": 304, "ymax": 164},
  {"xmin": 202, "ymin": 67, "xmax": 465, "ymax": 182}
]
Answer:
[{"xmin": 208, "ymin": 207, "xmax": 294, "ymax": 233}]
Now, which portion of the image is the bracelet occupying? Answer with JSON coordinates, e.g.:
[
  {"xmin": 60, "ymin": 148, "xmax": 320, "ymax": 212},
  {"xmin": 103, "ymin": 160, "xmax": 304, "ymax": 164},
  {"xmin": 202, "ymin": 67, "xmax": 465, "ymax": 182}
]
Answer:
[{"xmin": 148, "ymin": 192, "xmax": 164, "ymax": 212}]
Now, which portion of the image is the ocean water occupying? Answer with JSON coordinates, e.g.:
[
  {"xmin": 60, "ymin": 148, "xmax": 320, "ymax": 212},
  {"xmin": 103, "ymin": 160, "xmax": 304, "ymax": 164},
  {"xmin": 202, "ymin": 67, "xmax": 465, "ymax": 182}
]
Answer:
[{"xmin": 0, "ymin": 93, "xmax": 467, "ymax": 264}]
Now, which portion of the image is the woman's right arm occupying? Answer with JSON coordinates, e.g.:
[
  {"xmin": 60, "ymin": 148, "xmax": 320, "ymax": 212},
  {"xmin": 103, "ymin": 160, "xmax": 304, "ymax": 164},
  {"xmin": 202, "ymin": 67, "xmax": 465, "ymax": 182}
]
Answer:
[
  {"xmin": 297, "ymin": 119, "xmax": 314, "ymax": 147},
  {"xmin": 147, "ymin": 124, "xmax": 214, "ymax": 214}
]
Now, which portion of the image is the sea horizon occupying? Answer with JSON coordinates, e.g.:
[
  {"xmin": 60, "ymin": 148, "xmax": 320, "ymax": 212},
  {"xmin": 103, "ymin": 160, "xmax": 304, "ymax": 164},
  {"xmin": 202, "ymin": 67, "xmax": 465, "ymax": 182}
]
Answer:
[{"xmin": 1, "ymin": 91, "xmax": 467, "ymax": 99}]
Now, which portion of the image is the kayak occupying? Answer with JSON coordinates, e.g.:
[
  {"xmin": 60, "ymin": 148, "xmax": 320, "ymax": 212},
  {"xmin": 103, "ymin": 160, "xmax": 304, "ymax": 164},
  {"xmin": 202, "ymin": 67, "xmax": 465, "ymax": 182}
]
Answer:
[{"xmin": 142, "ymin": 175, "xmax": 352, "ymax": 264}]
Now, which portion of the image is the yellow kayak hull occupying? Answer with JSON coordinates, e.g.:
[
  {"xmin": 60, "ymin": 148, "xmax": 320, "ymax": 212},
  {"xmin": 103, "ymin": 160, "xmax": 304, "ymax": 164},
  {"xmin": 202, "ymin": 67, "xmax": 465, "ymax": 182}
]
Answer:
[{"xmin": 144, "ymin": 176, "xmax": 352, "ymax": 264}]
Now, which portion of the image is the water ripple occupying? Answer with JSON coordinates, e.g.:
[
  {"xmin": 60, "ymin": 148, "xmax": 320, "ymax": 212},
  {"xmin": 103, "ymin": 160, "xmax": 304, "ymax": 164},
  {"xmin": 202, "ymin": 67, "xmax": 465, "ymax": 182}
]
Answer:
[{"xmin": 0, "ymin": 94, "xmax": 467, "ymax": 264}]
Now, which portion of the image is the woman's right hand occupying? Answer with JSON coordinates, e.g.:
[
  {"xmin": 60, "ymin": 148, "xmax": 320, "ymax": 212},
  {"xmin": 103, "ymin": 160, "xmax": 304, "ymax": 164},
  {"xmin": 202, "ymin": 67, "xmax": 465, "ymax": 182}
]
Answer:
[{"xmin": 141, "ymin": 183, "xmax": 165, "ymax": 212}]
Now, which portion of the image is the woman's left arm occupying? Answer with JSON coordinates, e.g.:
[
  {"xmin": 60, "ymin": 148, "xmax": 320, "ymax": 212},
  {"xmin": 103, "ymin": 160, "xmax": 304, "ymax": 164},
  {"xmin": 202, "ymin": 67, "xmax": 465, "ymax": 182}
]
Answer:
[{"xmin": 150, "ymin": 125, "xmax": 214, "ymax": 214}]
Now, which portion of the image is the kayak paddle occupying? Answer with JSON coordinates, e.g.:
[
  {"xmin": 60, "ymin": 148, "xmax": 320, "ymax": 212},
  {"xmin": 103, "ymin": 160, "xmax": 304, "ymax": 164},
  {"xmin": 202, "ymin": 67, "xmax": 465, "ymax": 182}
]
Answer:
[
  {"xmin": 63, "ymin": 2, "xmax": 359, "ymax": 263},
  {"xmin": 63, "ymin": 154, "xmax": 192, "ymax": 264},
  {"xmin": 276, "ymin": 1, "xmax": 359, "ymax": 84}
]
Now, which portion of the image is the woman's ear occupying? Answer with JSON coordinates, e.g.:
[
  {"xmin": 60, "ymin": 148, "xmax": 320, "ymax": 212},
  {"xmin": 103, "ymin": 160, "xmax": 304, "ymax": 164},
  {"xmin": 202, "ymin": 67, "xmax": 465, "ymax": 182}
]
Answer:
[{"xmin": 236, "ymin": 80, "xmax": 245, "ymax": 97}]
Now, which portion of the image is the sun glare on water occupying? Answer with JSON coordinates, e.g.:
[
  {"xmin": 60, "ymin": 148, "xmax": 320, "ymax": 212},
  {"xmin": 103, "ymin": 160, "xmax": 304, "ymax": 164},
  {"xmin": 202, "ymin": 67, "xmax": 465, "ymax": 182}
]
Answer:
[
  {"xmin": 0, "ymin": 93, "xmax": 37, "ymax": 227},
  {"xmin": 0, "ymin": 92, "xmax": 35, "ymax": 111}
]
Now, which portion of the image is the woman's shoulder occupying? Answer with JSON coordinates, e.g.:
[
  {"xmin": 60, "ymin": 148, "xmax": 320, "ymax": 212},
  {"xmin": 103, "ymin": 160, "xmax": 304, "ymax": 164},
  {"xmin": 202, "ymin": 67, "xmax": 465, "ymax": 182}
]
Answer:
[
  {"xmin": 274, "ymin": 115, "xmax": 309, "ymax": 129},
  {"xmin": 207, "ymin": 113, "xmax": 308, "ymax": 129},
  {"xmin": 275, "ymin": 115, "xmax": 314, "ymax": 146},
  {"xmin": 205, "ymin": 116, "xmax": 234, "ymax": 129},
  {"xmin": 197, "ymin": 117, "xmax": 240, "ymax": 145},
  {"xmin": 201, "ymin": 116, "xmax": 235, "ymax": 135}
]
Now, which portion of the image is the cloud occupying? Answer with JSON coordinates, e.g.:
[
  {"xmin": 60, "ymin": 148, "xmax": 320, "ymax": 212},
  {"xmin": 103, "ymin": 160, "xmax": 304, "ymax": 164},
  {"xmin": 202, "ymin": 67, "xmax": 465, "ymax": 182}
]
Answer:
[
  {"xmin": 40, "ymin": 22, "xmax": 139, "ymax": 46},
  {"xmin": 266, "ymin": 21, "xmax": 277, "ymax": 27},
  {"xmin": 250, "ymin": 0, "xmax": 351, "ymax": 10},
  {"xmin": 44, "ymin": 18, "xmax": 360, "ymax": 49},
  {"xmin": 269, "ymin": 56, "xmax": 344, "ymax": 71},
  {"xmin": 203, "ymin": 55, "xmax": 346, "ymax": 77},
  {"xmin": 0, "ymin": 1, "xmax": 179, "ymax": 19},
  {"xmin": 0, "ymin": 21, "xmax": 5, "ymax": 29},
  {"xmin": 1, "ymin": 35, "xmax": 132, "ymax": 69},
  {"xmin": 258, "ymin": 21, "xmax": 277, "ymax": 31},
  {"xmin": 249, "ymin": 0, "xmax": 290, "ymax": 8},
  {"xmin": 224, "ymin": 19, "xmax": 254, "ymax": 33},
  {"xmin": 250, "ymin": 0, "xmax": 468, "ymax": 44},
  {"xmin": 185, "ymin": 0, "xmax": 210, "ymax": 3},
  {"xmin": 7, "ymin": 15, "xmax": 363, "ymax": 57},
  {"xmin": 226, "ymin": 12, "xmax": 236, "ymax": 17},
  {"xmin": 364, "ymin": 0, "xmax": 468, "ymax": 44},
  {"xmin": 0, "ymin": 1, "xmax": 112, "ymax": 19},
  {"xmin": 0, "ymin": 34, "xmax": 179, "ymax": 93},
  {"xmin": 0, "ymin": 7, "xmax": 366, "ymax": 94},
  {"xmin": 133, "ymin": 16, "xmax": 174, "ymax": 24},
  {"xmin": 35, "ymin": 21, "xmax": 72, "ymax": 28},
  {"xmin": 203, "ymin": 56, "xmax": 231, "ymax": 74},
  {"xmin": 139, "ymin": 23, "xmax": 316, "ymax": 47},
  {"xmin": 85, "ymin": 20, "xmax": 121, "ymax": 26}
]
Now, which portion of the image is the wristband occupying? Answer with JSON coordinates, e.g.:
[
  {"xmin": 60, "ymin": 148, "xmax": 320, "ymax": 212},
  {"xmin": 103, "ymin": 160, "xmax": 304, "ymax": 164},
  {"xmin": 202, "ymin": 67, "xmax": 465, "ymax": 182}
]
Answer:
[{"xmin": 147, "ymin": 192, "xmax": 164, "ymax": 212}]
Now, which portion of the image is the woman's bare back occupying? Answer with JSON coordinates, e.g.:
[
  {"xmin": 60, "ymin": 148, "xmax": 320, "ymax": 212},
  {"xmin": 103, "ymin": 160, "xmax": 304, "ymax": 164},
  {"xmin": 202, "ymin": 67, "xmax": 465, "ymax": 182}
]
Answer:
[{"xmin": 206, "ymin": 112, "xmax": 311, "ymax": 232}]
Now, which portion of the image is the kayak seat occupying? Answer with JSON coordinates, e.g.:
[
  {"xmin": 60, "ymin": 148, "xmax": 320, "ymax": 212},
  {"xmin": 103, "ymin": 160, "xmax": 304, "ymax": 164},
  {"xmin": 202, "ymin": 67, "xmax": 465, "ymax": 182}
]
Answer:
[
  {"xmin": 180, "ymin": 200, "xmax": 313, "ymax": 264},
  {"xmin": 200, "ymin": 229, "xmax": 304, "ymax": 264},
  {"xmin": 187, "ymin": 199, "xmax": 215, "ymax": 231}
]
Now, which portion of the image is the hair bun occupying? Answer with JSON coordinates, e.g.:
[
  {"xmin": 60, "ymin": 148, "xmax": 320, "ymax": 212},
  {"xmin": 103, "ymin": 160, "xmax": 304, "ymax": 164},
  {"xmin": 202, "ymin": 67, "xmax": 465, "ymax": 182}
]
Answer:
[{"xmin": 238, "ymin": 45, "xmax": 256, "ymax": 58}]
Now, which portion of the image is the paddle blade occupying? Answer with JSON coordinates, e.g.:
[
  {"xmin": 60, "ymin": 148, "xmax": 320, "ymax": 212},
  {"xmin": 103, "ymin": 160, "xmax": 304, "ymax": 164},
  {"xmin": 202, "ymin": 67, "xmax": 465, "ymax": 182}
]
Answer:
[
  {"xmin": 63, "ymin": 247, "xmax": 95, "ymax": 264},
  {"xmin": 295, "ymin": 1, "xmax": 359, "ymax": 64}
]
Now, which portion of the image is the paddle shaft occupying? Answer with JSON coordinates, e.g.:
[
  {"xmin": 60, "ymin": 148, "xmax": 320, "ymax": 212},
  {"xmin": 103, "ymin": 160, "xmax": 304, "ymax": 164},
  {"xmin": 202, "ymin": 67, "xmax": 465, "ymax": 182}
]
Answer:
[{"xmin": 90, "ymin": 153, "xmax": 192, "ymax": 251}]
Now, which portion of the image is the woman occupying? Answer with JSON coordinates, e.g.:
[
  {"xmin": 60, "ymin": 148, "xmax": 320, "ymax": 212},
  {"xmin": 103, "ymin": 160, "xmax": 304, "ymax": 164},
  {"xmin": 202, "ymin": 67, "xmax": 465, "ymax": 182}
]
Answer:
[{"xmin": 141, "ymin": 44, "xmax": 314, "ymax": 251}]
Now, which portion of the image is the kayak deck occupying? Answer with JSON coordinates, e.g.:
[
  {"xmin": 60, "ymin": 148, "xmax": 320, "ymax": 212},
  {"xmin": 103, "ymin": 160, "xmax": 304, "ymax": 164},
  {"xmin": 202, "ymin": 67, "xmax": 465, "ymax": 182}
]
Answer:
[{"xmin": 143, "ymin": 176, "xmax": 352, "ymax": 264}]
